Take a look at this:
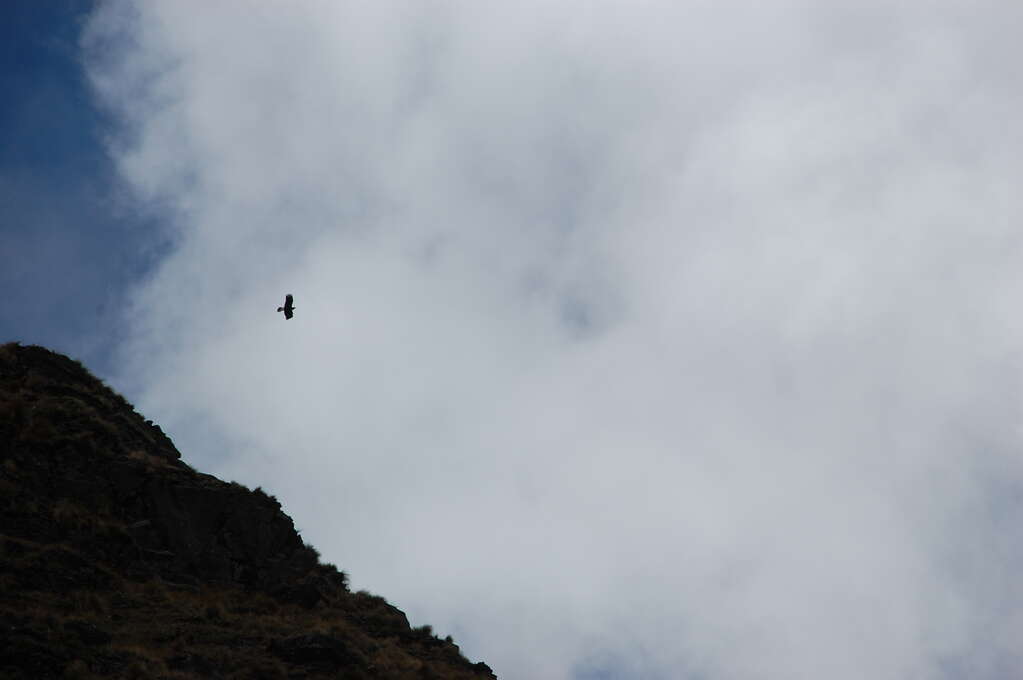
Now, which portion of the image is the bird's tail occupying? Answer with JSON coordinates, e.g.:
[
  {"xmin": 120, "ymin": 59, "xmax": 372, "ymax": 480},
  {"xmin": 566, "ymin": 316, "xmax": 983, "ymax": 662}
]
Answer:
[{"xmin": 277, "ymin": 307, "xmax": 284, "ymax": 312}]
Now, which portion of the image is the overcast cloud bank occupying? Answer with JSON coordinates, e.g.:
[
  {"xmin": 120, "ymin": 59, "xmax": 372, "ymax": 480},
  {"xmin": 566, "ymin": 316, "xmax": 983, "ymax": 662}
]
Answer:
[{"xmin": 85, "ymin": 2, "xmax": 1023, "ymax": 678}]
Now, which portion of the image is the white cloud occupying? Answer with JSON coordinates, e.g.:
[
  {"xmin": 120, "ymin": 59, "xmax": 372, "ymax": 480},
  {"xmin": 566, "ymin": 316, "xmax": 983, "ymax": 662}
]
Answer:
[{"xmin": 85, "ymin": 1, "xmax": 1023, "ymax": 678}]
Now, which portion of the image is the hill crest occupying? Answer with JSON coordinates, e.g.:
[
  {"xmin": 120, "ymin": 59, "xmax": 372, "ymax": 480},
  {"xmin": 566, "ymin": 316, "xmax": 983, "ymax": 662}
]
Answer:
[{"xmin": 0, "ymin": 342, "xmax": 495, "ymax": 679}]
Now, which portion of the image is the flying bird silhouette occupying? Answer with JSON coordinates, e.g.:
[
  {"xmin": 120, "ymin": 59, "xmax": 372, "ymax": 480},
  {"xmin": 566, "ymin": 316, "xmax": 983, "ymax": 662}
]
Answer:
[{"xmin": 277, "ymin": 294, "xmax": 295, "ymax": 320}]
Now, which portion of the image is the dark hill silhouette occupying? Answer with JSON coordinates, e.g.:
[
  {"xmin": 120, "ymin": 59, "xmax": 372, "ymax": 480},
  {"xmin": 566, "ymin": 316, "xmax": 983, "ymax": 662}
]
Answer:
[{"xmin": 0, "ymin": 342, "xmax": 495, "ymax": 679}]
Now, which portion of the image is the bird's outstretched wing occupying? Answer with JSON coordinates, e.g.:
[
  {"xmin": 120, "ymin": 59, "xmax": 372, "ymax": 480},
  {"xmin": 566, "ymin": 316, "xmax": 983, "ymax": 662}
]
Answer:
[{"xmin": 285, "ymin": 294, "xmax": 293, "ymax": 306}]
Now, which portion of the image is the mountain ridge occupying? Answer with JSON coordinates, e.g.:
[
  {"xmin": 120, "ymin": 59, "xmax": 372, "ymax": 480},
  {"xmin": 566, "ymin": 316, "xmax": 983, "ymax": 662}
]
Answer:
[{"xmin": 0, "ymin": 342, "xmax": 495, "ymax": 679}]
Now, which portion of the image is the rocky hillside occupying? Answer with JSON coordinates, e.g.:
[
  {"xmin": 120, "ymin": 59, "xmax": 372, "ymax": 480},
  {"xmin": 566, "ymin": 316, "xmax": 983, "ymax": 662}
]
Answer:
[{"xmin": 0, "ymin": 343, "xmax": 495, "ymax": 679}]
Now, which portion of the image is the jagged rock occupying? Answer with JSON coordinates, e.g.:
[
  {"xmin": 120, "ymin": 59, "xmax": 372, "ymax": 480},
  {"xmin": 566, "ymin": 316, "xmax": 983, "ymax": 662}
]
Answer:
[
  {"xmin": 0, "ymin": 630, "xmax": 70, "ymax": 679},
  {"xmin": 64, "ymin": 619, "xmax": 112, "ymax": 645},
  {"xmin": 271, "ymin": 633, "xmax": 367, "ymax": 667}
]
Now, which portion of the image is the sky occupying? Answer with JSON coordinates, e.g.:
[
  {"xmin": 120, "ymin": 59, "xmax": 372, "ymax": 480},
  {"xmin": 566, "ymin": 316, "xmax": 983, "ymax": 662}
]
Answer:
[
  {"xmin": 0, "ymin": 0, "xmax": 169, "ymax": 373},
  {"xmin": 5, "ymin": 1, "xmax": 1023, "ymax": 678}
]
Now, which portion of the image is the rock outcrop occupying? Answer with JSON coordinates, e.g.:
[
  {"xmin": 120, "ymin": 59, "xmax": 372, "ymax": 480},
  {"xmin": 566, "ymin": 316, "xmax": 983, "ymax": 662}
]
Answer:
[{"xmin": 0, "ymin": 343, "xmax": 495, "ymax": 679}]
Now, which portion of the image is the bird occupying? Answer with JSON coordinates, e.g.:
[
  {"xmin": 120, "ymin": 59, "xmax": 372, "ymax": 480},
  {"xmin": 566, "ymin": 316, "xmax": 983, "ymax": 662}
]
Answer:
[{"xmin": 277, "ymin": 294, "xmax": 295, "ymax": 320}]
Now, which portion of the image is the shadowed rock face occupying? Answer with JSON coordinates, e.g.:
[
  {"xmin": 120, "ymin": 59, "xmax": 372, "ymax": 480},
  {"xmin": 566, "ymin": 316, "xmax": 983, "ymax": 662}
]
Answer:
[{"xmin": 0, "ymin": 343, "xmax": 495, "ymax": 680}]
